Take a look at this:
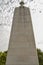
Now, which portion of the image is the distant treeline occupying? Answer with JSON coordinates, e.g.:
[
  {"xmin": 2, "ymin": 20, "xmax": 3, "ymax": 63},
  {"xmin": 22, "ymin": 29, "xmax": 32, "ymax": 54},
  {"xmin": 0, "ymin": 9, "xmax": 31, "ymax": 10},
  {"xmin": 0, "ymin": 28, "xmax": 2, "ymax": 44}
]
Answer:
[{"xmin": 0, "ymin": 49, "xmax": 43, "ymax": 65}]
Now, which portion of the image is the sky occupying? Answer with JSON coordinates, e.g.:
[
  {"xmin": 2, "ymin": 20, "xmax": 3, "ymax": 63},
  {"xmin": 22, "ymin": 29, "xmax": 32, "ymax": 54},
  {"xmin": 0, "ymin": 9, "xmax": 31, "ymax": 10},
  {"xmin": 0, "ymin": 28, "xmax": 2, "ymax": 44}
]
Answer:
[{"xmin": 0, "ymin": 0, "xmax": 43, "ymax": 52}]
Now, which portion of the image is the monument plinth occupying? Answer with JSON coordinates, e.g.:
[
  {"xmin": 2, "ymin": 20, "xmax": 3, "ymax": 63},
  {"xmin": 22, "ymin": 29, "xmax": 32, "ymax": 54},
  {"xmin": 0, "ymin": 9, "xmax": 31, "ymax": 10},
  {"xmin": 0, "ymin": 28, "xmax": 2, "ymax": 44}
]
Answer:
[{"xmin": 6, "ymin": 1, "xmax": 39, "ymax": 65}]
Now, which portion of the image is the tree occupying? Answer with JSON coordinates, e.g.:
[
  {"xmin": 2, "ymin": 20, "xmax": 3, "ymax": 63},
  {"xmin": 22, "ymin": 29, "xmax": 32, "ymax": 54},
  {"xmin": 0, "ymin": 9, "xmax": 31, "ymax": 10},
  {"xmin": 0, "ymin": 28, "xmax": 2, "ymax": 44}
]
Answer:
[
  {"xmin": 37, "ymin": 49, "xmax": 43, "ymax": 65},
  {"xmin": 0, "ymin": 51, "xmax": 7, "ymax": 65}
]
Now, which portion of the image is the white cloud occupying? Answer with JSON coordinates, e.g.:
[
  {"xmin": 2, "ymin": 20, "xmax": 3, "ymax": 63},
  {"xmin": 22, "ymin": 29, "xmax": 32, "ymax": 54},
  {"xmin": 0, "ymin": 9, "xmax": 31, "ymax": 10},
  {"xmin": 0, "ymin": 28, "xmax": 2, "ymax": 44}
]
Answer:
[{"xmin": 0, "ymin": 0, "xmax": 43, "ymax": 51}]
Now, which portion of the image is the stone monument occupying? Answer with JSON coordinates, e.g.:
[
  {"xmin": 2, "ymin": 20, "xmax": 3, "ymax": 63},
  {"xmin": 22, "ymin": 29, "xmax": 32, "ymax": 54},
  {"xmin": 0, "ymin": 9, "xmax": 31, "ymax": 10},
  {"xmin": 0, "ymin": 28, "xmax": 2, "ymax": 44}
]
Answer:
[{"xmin": 6, "ymin": 1, "xmax": 39, "ymax": 65}]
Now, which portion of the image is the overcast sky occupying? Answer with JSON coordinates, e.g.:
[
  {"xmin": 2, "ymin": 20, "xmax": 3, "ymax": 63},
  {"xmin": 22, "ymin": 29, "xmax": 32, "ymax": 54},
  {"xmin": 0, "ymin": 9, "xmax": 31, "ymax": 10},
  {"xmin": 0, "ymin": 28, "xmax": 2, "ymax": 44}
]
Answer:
[{"xmin": 0, "ymin": 0, "xmax": 43, "ymax": 52}]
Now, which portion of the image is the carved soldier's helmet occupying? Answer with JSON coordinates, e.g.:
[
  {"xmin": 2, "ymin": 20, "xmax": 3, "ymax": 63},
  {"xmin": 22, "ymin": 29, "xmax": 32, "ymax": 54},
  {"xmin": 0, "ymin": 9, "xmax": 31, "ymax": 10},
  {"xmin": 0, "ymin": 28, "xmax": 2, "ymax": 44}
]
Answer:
[{"xmin": 20, "ymin": 0, "xmax": 24, "ymax": 6}]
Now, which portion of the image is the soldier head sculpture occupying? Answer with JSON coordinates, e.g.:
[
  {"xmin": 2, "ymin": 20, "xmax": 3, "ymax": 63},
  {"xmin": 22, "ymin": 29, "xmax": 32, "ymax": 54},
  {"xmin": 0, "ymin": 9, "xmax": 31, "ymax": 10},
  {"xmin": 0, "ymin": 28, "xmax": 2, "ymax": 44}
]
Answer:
[
  {"xmin": 19, "ymin": 0, "xmax": 28, "ymax": 6},
  {"xmin": 20, "ymin": 1, "xmax": 24, "ymax": 6}
]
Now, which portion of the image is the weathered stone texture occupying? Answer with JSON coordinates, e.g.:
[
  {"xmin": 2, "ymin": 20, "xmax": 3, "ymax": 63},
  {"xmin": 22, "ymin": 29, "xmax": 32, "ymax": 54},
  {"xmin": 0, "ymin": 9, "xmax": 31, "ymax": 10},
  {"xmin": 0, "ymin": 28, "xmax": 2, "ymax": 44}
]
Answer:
[{"xmin": 6, "ymin": 6, "xmax": 39, "ymax": 65}]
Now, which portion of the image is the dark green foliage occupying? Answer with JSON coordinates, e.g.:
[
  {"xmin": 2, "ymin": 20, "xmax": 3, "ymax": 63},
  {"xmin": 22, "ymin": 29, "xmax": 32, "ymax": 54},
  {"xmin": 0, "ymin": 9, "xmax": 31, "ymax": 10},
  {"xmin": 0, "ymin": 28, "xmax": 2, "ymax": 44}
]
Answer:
[
  {"xmin": 0, "ymin": 51, "xmax": 7, "ymax": 65},
  {"xmin": 37, "ymin": 49, "xmax": 43, "ymax": 65}
]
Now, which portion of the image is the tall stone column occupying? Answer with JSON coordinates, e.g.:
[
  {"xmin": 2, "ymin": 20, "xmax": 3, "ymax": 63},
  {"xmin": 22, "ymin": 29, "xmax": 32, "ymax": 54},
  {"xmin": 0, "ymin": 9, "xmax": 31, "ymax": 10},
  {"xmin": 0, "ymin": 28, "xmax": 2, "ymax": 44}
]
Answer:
[{"xmin": 6, "ymin": 2, "xmax": 39, "ymax": 65}]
